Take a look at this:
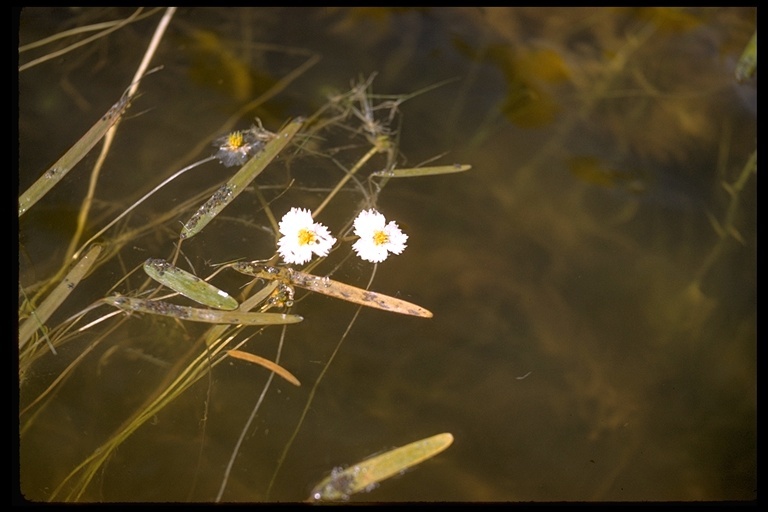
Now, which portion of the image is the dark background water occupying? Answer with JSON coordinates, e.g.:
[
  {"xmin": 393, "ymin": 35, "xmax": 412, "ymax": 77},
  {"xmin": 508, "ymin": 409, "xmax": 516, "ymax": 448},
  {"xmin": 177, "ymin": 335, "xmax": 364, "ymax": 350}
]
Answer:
[{"xmin": 18, "ymin": 7, "xmax": 756, "ymax": 502}]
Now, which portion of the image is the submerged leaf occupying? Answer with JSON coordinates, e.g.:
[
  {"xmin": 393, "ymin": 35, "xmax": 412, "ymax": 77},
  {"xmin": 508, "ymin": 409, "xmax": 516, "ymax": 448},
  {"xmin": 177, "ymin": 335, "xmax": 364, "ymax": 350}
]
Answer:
[
  {"xmin": 309, "ymin": 432, "xmax": 454, "ymax": 502},
  {"xmin": 735, "ymin": 31, "xmax": 756, "ymax": 82},
  {"xmin": 227, "ymin": 349, "xmax": 300, "ymax": 386},
  {"xmin": 19, "ymin": 245, "xmax": 103, "ymax": 350},
  {"xmin": 567, "ymin": 155, "xmax": 636, "ymax": 188}
]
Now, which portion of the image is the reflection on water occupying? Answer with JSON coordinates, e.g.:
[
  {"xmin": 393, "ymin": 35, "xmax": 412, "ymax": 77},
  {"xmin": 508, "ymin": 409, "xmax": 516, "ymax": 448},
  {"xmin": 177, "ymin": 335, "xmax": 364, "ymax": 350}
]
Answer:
[{"xmin": 18, "ymin": 7, "xmax": 755, "ymax": 502}]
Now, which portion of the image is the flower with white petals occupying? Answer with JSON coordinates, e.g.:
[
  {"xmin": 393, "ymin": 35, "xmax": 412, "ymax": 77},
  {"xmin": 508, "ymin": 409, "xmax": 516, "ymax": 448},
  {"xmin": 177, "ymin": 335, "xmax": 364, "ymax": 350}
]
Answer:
[
  {"xmin": 277, "ymin": 207, "xmax": 336, "ymax": 265},
  {"xmin": 352, "ymin": 209, "xmax": 408, "ymax": 263}
]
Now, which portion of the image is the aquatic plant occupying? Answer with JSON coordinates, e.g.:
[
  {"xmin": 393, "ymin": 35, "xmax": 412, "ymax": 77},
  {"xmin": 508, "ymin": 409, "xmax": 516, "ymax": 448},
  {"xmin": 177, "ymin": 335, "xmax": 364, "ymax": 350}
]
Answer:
[{"xmin": 18, "ymin": 8, "xmax": 467, "ymax": 502}]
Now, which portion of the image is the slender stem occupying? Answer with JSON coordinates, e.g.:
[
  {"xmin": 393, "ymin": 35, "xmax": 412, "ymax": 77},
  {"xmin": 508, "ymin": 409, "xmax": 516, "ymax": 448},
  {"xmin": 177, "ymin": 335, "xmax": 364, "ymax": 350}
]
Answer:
[
  {"xmin": 265, "ymin": 266, "xmax": 377, "ymax": 499},
  {"xmin": 72, "ymin": 157, "xmax": 214, "ymax": 260},
  {"xmin": 216, "ymin": 325, "xmax": 288, "ymax": 502},
  {"xmin": 691, "ymin": 150, "xmax": 756, "ymax": 288},
  {"xmin": 313, "ymin": 141, "xmax": 384, "ymax": 218},
  {"xmin": 65, "ymin": 7, "xmax": 177, "ymax": 263}
]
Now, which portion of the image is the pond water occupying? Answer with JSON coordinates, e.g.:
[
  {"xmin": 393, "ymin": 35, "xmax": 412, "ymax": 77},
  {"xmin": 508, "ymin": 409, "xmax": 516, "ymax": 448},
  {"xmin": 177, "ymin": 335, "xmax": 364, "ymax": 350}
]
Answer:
[{"xmin": 18, "ymin": 7, "xmax": 756, "ymax": 502}]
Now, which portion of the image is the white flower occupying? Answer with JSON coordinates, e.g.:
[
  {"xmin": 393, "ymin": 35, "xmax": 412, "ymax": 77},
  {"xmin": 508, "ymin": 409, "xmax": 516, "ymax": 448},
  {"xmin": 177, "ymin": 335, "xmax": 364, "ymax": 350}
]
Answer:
[
  {"xmin": 277, "ymin": 207, "xmax": 336, "ymax": 265},
  {"xmin": 352, "ymin": 209, "xmax": 408, "ymax": 263}
]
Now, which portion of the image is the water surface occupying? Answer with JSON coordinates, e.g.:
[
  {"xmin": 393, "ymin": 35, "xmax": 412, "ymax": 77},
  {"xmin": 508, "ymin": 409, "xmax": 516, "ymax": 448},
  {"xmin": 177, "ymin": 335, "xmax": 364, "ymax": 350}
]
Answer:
[{"xmin": 18, "ymin": 7, "xmax": 756, "ymax": 502}]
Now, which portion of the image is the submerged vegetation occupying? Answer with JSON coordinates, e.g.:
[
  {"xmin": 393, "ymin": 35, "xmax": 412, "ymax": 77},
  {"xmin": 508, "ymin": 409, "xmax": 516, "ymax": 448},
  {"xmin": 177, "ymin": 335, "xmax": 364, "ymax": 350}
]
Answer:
[
  {"xmin": 19, "ymin": 7, "xmax": 755, "ymax": 503},
  {"xmin": 19, "ymin": 8, "xmax": 466, "ymax": 502}
]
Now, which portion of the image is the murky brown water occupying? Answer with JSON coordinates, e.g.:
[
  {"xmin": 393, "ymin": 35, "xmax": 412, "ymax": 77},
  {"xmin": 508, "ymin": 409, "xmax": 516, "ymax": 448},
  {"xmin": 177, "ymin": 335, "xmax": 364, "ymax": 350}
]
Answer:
[{"xmin": 18, "ymin": 7, "xmax": 756, "ymax": 502}]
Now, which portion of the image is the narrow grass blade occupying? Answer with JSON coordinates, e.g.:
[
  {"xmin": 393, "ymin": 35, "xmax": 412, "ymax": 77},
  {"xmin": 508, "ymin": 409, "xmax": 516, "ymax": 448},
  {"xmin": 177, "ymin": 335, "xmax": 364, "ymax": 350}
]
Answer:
[
  {"xmin": 735, "ymin": 30, "xmax": 756, "ymax": 82},
  {"xmin": 19, "ymin": 245, "xmax": 103, "ymax": 349},
  {"xmin": 18, "ymin": 92, "xmax": 132, "ymax": 217},
  {"xmin": 233, "ymin": 263, "xmax": 433, "ymax": 318},
  {"xmin": 18, "ymin": 8, "xmax": 152, "ymax": 71},
  {"xmin": 372, "ymin": 164, "xmax": 471, "ymax": 178},
  {"xmin": 309, "ymin": 432, "xmax": 454, "ymax": 502},
  {"xmin": 102, "ymin": 295, "xmax": 302, "ymax": 325},
  {"xmin": 227, "ymin": 349, "xmax": 300, "ymax": 386},
  {"xmin": 143, "ymin": 258, "xmax": 238, "ymax": 310},
  {"xmin": 180, "ymin": 118, "xmax": 304, "ymax": 239}
]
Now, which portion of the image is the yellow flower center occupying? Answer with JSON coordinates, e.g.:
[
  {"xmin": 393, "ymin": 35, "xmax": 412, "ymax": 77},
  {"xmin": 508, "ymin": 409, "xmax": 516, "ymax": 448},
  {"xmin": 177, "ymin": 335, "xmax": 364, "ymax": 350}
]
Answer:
[
  {"xmin": 298, "ymin": 228, "xmax": 316, "ymax": 246},
  {"xmin": 372, "ymin": 230, "xmax": 389, "ymax": 246},
  {"xmin": 227, "ymin": 131, "xmax": 244, "ymax": 149}
]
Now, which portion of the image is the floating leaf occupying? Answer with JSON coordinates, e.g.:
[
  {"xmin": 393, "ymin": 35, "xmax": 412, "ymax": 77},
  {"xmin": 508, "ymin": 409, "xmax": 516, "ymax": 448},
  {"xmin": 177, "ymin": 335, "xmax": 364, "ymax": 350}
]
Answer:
[
  {"xmin": 372, "ymin": 164, "xmax": 471, "ymax": 178},
  {"xmin": 143, "ymin": 258, "xmax": 238, "ymax": 310},
  {"xmin": 19, "ymin": 90, "xmax": 132, "ymax": 217},
  {"xmin": 233, "ymin": 263, "xmax": 433, "ymax": 318},
  {"xmin": 309, "ymin": 432, "xmax": 454, "ymax": 502},
  {"xmin": 103, "ymin": 295, "xmax": 302, "ymax": 325}
]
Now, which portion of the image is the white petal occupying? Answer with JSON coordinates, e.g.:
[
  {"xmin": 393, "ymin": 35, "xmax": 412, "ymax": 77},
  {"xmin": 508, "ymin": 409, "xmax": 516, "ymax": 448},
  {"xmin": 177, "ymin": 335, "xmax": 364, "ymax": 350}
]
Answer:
[
  {"xmin": 310, "ymin": 227, "xmax": 337, "ymax": 257},
  {"xmin": 278, "ymin": 241, "xmax": 313, "ymax": 264},
  {"xmin": 352, "ymin": 210, "xmax": 408, "ymax": 262},
  {"xmin": 276, "ymin": 207, "xmax": 336, "ymax": 264},
  {"xmin": 353, "ymin": 209, "xmax": 385, "ymax": 237},
  {"xmin": 384, "ymin": 222, "xmax": 408, "ymax": 254},
  {"xmin": 279, "ymin": 207, "xmax": 313, "ymax": 236},
  {"xmin": 352, "ymin": 238, "xmax": 389, "ymax": 262}
]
